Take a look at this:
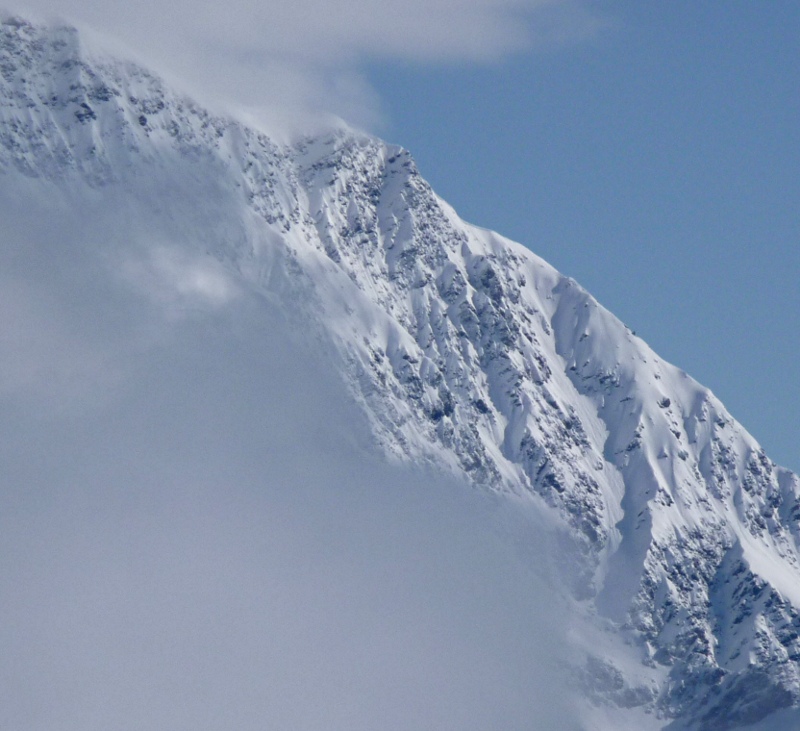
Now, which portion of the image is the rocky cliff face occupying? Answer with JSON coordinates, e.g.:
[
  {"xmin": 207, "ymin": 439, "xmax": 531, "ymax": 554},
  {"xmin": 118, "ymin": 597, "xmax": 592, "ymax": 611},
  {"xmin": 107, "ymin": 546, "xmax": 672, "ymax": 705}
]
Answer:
[{"xmin": 3, "ymin": 16, "xmax": 800, "ymax": 729}]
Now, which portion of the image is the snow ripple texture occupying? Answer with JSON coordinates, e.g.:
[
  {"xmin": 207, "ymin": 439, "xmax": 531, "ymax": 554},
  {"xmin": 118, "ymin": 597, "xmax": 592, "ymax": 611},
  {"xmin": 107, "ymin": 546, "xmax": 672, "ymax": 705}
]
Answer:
[{"xmin": 3, "ymin": 16, "xmax": 800, "ymax": 730}]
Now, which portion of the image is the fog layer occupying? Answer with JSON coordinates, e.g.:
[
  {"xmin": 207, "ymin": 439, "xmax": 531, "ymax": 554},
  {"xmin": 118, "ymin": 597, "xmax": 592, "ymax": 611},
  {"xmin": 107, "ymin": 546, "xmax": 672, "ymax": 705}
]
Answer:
[{"xmin": 0, "ymin": 174, "xmax": 579, "ymax": 730}]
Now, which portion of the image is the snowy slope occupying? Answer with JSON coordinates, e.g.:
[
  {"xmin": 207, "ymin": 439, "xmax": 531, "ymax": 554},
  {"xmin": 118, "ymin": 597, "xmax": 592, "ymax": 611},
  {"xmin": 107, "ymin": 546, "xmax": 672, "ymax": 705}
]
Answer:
[{"xmin": 2, "ymin": 15, "xmax": 800, "ymax": 730}]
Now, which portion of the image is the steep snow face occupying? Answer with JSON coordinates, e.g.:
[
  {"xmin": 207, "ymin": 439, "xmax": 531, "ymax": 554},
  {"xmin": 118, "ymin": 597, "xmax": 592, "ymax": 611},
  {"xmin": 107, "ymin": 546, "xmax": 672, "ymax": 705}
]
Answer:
[{"xmin": 3, "ymin": 16, "xmax": 800, "ymax": 730}]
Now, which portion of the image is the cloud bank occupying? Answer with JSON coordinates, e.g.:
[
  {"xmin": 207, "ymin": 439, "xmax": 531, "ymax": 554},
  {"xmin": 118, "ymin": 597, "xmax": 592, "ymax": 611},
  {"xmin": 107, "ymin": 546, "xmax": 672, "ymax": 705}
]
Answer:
[
  {"xmin": 0, "ymin": 170, "xmax": 582, "ymax": 730},
  {"xmin": 10, "ymin": 0, "xmax": 604, "ymax": 131}
]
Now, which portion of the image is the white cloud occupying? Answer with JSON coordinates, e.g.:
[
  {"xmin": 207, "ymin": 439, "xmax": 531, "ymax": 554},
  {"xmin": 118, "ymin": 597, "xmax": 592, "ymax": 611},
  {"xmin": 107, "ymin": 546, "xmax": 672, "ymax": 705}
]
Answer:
[
  {"xmin": 0, "ymin": 274, "xmax": 119, "ymax": 402},
  {"xmin": 0, "ymin": 170, "xmax": 583, "ymax": 730},
  {"xmin": 122, "ymin": 246, "xmax": 241, "ymax": 315},
  {"xmin": 11, "ymin": 0, "xmax": 605, "ymax": 131}
]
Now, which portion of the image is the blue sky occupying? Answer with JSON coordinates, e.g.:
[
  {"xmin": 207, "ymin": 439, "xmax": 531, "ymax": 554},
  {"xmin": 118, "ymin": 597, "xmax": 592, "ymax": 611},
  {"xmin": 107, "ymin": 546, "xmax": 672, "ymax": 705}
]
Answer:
[
  {"xmin": 16, "ymin": 0, "xmax": 800, "ymax": 472},
  {"xmin": 368, "ymin": 3, "xmax": 800, "ymax": 472}
]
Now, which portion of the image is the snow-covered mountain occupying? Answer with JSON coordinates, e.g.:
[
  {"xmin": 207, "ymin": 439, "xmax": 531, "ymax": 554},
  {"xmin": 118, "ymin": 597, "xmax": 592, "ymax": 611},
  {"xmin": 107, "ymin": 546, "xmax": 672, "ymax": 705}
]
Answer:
[{"xmin": 2, "ymin": 15, "xmax": 800, "ymax": 730}]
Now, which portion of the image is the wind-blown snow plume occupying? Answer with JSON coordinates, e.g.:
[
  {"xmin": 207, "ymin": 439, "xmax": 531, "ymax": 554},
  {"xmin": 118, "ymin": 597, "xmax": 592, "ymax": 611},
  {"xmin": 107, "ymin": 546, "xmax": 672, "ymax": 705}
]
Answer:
[{"xmin": 8, "ymin": 0, "xmax": 604, "ymax": 131}]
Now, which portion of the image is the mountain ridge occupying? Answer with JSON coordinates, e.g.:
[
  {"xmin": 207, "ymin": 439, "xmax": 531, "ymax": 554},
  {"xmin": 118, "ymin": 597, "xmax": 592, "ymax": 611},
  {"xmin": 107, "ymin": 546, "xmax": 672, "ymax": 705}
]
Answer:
[{"xmin": 2, "ymin": 15, "xmax": 800, "ymax": 730}]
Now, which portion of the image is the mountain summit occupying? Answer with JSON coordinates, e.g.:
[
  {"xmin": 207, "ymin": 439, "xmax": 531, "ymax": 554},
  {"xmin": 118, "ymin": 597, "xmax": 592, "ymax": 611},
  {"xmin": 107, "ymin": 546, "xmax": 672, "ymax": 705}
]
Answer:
[{"xmin": 2, "ymin": 16, "xmax": 800, "ymax": 730}]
